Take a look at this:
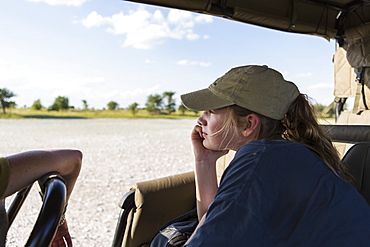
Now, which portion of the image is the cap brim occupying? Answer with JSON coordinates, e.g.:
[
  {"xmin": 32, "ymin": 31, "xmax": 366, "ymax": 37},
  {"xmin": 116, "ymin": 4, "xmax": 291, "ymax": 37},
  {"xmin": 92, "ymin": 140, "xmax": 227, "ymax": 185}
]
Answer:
[{"xmin": 180, "ymin": 88, "xmax": 234, "ymax": 111}]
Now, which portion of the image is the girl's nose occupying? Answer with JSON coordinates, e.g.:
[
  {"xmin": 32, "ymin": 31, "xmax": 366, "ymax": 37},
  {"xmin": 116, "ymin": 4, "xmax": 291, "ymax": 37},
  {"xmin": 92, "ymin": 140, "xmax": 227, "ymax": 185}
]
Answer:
[{"xmin": 197, "ymin": 113, "xmax": 206, "ymax": 126}]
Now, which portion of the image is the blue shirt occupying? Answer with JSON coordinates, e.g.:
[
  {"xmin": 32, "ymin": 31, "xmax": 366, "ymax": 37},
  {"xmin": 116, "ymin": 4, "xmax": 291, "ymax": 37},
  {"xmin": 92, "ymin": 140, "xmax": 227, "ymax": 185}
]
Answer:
[{"xmin": 187, "ymin": 140, "xmax": 370, "ymax": 246}]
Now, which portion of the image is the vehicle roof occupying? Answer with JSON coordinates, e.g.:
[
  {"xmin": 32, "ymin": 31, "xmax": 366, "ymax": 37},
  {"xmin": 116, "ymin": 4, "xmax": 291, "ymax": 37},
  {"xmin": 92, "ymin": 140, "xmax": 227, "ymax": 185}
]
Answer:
[{"xmin": 125, "ymin": 0, "xmax": 370, "ymax": 42}]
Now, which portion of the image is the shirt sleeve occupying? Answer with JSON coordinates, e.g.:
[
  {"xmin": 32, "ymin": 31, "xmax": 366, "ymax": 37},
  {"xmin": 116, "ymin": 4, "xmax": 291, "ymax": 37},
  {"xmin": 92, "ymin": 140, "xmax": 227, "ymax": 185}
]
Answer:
[{"xmin": 0, "ymin": 157, "xmax": 10, "ymax": 198}]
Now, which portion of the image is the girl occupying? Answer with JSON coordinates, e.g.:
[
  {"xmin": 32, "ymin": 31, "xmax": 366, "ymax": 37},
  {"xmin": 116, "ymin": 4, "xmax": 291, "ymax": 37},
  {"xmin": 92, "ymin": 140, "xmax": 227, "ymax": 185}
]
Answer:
[{"xmin": 181, "ymin": 65, "xmax": 370, "ymax": 246}]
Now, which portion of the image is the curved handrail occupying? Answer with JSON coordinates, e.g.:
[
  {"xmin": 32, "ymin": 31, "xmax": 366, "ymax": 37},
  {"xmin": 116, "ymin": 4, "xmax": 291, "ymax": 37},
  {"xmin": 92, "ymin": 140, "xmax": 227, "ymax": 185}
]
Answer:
[
  {"xmin": 7, "ymin": 184, "xmax": 33, "ymax": 227},
  {"xmin": 25, "ymin": 173, "xmax": 67, "ymax": 247},
  {"xmin": 112, "ymin": 190, "xmax": 135, "ymax": 247}
]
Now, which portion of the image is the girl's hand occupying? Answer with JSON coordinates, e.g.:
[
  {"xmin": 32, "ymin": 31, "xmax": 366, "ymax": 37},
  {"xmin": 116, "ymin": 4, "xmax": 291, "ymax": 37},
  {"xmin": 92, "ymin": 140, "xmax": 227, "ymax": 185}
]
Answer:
[
  {"xmin": 191, "ymin": 125, "xmax": 228, "ymax": 163},
  {"xmin": 51, "ymin": 220, "xmax": 72, "ymax": 247}
]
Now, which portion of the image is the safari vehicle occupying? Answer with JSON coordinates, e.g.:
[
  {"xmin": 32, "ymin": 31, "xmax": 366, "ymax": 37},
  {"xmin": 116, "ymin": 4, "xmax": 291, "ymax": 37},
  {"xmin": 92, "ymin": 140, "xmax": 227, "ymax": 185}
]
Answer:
[{"xmin": 3, "ymin": 0, "xmax": 370, "ymax": 246}]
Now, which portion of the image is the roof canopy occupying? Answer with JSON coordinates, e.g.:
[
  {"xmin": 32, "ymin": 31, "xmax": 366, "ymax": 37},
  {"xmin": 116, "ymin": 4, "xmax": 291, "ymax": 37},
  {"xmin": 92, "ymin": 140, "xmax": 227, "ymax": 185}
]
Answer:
[{"xmin": 126, "ymin": 0, "xmax": 370, "ymax": 43}]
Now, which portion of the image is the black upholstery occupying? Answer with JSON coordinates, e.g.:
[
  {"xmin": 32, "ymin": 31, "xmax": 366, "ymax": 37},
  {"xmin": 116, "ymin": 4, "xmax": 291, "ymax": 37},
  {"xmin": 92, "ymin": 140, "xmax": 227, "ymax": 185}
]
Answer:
[
  {"xmin": 321, "ymin": 125, "xmax": 370, "ymax": 143},
  {"xmin": 342, "ymin": 142, "xmax": 370, "ymax": 205}
]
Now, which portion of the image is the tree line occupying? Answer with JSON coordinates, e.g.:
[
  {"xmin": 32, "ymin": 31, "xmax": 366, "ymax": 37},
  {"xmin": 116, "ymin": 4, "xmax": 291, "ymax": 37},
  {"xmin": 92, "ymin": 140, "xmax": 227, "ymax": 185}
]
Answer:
[
  {"xmin": 0, "ymin": 88, "xmax": 197, "ymax": 115},
  {"xmin": 0, "ymin": 87, "xmax": 335, "ymax": 117}
]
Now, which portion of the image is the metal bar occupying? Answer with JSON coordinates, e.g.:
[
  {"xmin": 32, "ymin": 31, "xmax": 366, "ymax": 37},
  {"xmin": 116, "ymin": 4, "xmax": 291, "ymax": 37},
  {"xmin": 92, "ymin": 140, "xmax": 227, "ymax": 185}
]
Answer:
[
  {"xmin": 7, "ymin": 184, "xmax": 33, "ymax": 227},
  {"xmin": 25, "ymin": 174, "xmax": 67, "ymax": 247},
  {"xmin": 112, "ymin": 190, "xmax": 135, "ymax": 247}
]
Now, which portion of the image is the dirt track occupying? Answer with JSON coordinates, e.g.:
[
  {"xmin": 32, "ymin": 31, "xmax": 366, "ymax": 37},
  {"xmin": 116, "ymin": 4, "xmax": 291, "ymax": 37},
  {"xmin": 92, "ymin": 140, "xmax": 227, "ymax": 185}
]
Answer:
[{"xmin": 1, "ymin": 118, "xmax": 196, "ymax": 246}]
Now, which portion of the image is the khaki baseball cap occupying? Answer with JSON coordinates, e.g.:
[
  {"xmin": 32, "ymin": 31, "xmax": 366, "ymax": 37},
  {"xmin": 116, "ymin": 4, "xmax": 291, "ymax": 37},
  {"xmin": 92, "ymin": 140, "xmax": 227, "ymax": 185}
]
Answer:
[{"xmin": 180, "ymin": 65, "xmax": 300, "ymax": 120}]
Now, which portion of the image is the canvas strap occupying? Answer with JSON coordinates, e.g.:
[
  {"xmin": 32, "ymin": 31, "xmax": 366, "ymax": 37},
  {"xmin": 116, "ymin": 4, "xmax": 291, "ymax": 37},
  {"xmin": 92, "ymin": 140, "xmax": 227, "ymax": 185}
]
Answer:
[{"xmin": 352, "ymin": 69, "xmax": 369, "ymax": 114}]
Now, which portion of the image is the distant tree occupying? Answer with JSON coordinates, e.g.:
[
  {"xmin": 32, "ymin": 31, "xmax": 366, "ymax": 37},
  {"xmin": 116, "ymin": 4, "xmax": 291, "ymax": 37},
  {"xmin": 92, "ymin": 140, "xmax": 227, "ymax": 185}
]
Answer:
[
  {"xmin": 128, "ymin": 102, "xmax": 139, "ymax": 116},
  {"xmin": 145, "ymin": 94, "xmax": 163, "ymax": 114},
  {"xmin": 82, "ymin": 100, "xmax": 89, "ymax": 110},
  {"xmin": 0, "ymin": 88, "xmax": 16, "ymax": 114},
  {"xmin": 178, "ymin": 104, "xmax": 187, "ymax": 115},
  {"xmin": 8, "ymin": 102, "xmax": 16, "ymax": 108},
  {"xmin": 315, "ymin": 104, "xmax": 325, "ymax": 112},
  {"xmin": 49, "ymin": 96, "xmax": 69, "ymax": 111},
  {"xmin": 31, "ymin": 99, "xmax": 43, "ymax": 110},
  {"xmin": 163, "ymin": 91, "xmax": 176, "ymax": 114},
  {"xmin": 107, "ymin": 101, "xmax": 119, "ymax": 110}
]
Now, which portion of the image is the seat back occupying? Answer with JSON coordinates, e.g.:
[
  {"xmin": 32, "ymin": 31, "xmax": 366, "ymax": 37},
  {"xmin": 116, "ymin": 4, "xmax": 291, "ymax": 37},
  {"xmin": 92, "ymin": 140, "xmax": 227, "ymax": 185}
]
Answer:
[
  {"xmin": 118, "ymin": 171, "xmax": 196, "ymax": 247},
  {"xmin": 342, "ymin": 142, "xmax": 370, "ymax": 205}
]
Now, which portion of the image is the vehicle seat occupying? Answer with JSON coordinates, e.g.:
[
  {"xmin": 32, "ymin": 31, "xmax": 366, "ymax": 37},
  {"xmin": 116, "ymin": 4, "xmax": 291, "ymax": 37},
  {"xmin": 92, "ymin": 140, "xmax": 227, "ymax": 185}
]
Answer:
[
  {"xmin": 112, "ymin": 171, "xmax": 195, "ymax": 247},
  {"xmin": 336, "ymin": 110, "xmax": 370, "ymax": 125},
  {"xmin": 342, "ymin": 142, "xmax": 370, "ymax": 205}
]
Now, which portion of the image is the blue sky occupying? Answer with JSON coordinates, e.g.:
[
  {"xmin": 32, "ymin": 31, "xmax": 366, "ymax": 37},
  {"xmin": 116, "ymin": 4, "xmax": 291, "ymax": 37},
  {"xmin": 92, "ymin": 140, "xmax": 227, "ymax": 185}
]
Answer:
[{"xmin": 0, "ymin": 0, "xmax": 339, "ymax": 110}]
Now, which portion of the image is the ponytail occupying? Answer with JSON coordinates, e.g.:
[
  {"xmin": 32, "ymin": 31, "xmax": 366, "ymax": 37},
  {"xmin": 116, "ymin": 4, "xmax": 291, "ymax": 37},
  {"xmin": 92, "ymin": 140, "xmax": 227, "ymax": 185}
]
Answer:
[{"xmin": 283, "ymin": 94, "xmax": 356, "ymax": 185}]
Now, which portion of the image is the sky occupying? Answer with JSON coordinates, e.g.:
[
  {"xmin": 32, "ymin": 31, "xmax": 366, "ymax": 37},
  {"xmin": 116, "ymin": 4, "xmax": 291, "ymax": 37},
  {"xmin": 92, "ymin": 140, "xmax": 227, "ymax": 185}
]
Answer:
[{"xmin": 0, "ymin": 0, "xmax": 340, "ymax": 110}]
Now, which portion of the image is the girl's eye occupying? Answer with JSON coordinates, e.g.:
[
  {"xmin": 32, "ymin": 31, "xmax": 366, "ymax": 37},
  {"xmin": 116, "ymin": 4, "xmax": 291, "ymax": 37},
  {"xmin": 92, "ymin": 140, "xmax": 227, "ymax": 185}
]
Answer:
[{"xmin": 209, "ymin": 110, "xmax": 215, "ymax": 114}]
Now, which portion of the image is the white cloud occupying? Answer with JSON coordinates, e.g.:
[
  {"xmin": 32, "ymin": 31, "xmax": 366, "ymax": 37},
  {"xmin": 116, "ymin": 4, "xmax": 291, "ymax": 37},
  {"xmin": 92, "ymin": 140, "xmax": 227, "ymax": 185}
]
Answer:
[
  {"xmin": 186, "ymin": 33, "xmax": 200, "ymax": 40},
  {"xmin": 0, "ymin": 60, "xmax": 10, "ymax": 67},
  {"xmin": 102, "ymin": 84, "xmax": 161, "ymax": 99},
  {"xmin": 67, "ymin": 76, "xmax": 106, "ymax": 87},
  {"xmin": 296, "ymin": 72, "xmax": 313, "ymax": 78},
  {"xmin": 145, "ymin": 84, "xmax": 162, "ymax": 94},
  {"xmin": 81, "ymin": 11, "xmax": 108, "ymax": 28},
  {"xmin": 177, "ymin": 59, "xmax": 212, "ymax": 67},
  {"xmin": 27, "ymin": 0, "xmax": 89, "ymax": 7},
  {"xmin": 194, "ymin": 14, "xmax": 213, "ymax": 24},
  {"xmin": 80, "ymin": 7, "xmax": 213, "ymax": 49},
  {"xmin": 129, "ymin": 88, "xmax": 145, "ymax": 97},
  {"xmin": 0, "ymin": 62, "xmax": 27, "ymax": 83},
  {"xmin": 177, "ymin": 60, "xmax": 188, "ymax": 65},
  {"xmin": 199, "ymin": 62, "xmax": 212, "ymax": 67},
  {"xmin": 309, "ymin": 83, "xmax": 333, "ymax": 89}
]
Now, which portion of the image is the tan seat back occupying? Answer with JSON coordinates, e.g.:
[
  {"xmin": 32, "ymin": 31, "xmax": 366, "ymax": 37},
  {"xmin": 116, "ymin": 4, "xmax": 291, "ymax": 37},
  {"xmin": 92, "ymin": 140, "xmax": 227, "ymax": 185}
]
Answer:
[
  {"xmin": 122, "ymin": 172, "xmax": 196, "ymax": 247},
  {"xmin": 216, "ymin": 151, "xmax": 235, "ymax": 184}
]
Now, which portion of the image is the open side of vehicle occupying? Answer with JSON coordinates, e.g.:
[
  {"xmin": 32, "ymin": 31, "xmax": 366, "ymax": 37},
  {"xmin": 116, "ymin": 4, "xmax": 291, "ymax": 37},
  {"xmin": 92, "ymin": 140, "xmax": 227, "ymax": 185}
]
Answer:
[{"xmin": 2, "ymin": 1, "xmax": 370, "ymax": 246}]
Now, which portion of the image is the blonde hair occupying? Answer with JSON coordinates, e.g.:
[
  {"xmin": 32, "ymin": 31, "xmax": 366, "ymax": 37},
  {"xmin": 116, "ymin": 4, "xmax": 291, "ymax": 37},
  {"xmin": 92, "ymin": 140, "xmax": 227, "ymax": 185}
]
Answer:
[
  {"xmin": 227, "ymin": 94, "xmax": 355, "ymax": 185},
  {"xmin": 208, "ymin": 109, "xmax": 238, "ymax": 150}
]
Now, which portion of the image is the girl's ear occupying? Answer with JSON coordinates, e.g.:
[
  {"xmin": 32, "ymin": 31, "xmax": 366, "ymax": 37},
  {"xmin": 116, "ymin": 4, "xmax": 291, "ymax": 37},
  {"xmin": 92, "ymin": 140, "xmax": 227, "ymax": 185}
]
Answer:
[{"xmin": 242, "ymin": 114, "xmax": 260, "ymax": 137}]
